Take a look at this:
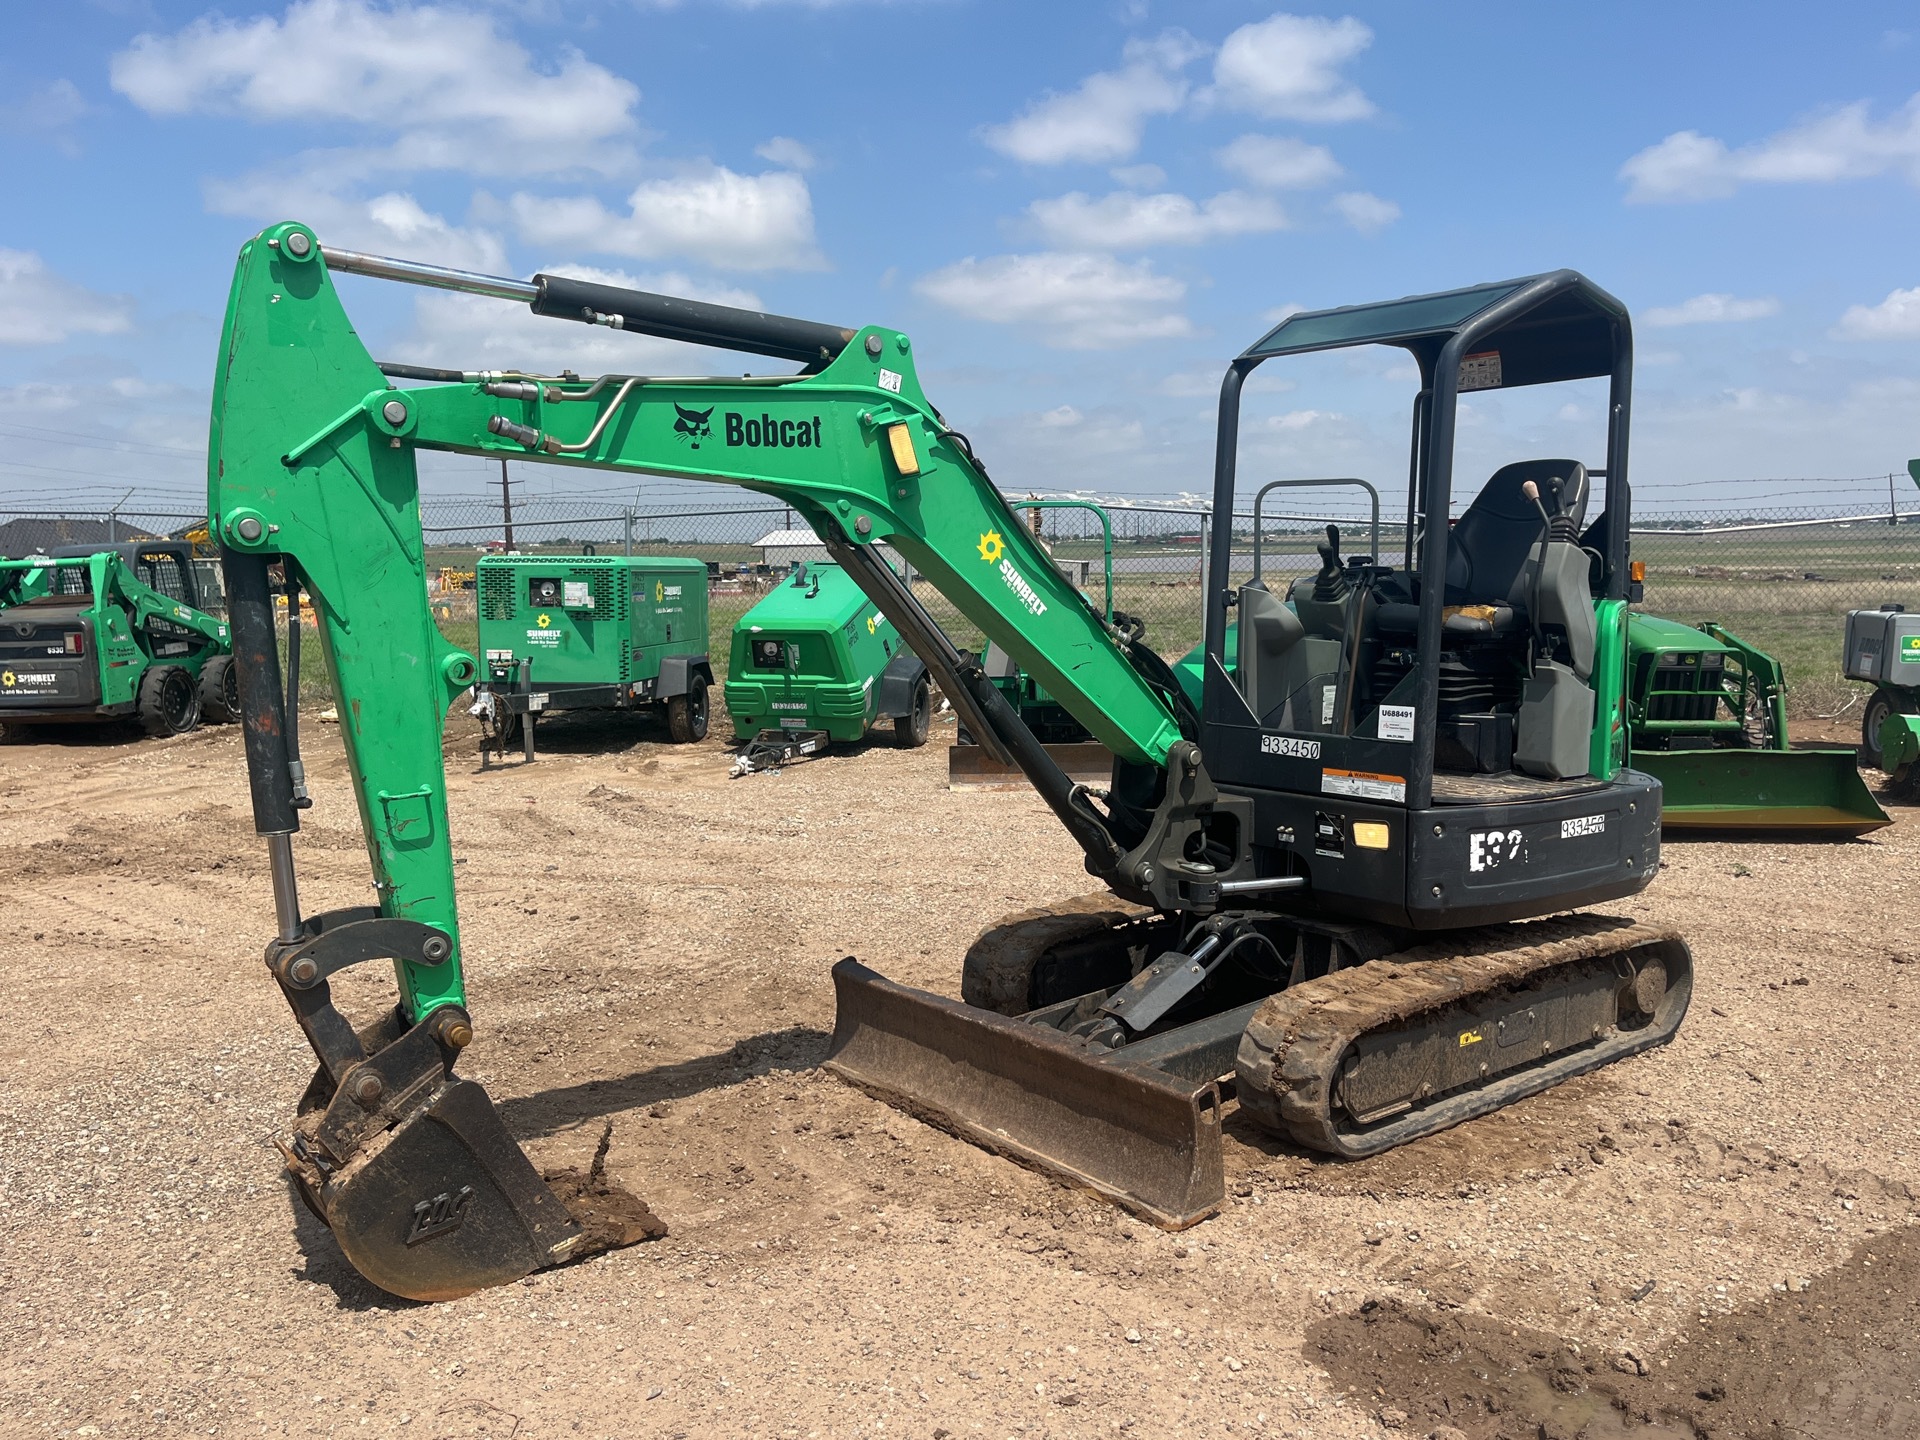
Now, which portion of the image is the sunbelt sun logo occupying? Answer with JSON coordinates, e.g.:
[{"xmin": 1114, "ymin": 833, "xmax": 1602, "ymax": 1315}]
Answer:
[{"xmin": 978, "ymin": 530, "xmax": 1047, "ymax": 618}]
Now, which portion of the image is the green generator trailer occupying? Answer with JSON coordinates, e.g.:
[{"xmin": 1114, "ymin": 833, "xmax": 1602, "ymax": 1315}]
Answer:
[
  {"xmin": 0, "ymin": 542, "xmax": 237, "ymax": 737},
  {"xmin": 473, "ymin": 553, "xmax": 714, "ymax": 761},
  {"xmin": 1623, "ymin": 614, "xmax": 1888, "ymax": 836},
  {"xmin": 723, "ymin": 560, "xmax": 930, "ymax": 774}
]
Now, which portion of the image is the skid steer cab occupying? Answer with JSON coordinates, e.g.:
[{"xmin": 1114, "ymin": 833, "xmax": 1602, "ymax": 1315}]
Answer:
[
  {"xmin": 0, "ymin": 542, "xmax": 237, "ymax": 738},
  {"xmin": 468, "ymin": 553, "xmax": 714, "ymax": 765}
]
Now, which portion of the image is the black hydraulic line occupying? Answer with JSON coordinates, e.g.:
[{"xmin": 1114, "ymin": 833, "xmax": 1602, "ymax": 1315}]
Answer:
[
  {"xmin": 377, "ymin": 361, "xmax": 466, "ymax": 383},
  {"xmin": 221, "ymin": 548, "xmax": 300, "ymax": 836},
  {"xmin": 530, "ymin": 274, "xmax": 857, "ymax": 367},
  {"xmin": 284, "ymin": 568, "xmax": 312, "ymax": 810}
]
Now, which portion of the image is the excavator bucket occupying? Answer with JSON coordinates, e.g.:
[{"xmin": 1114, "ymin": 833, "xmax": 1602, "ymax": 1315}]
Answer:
[
  {"xmin": 287, "ymin": 1074, "xmax": 665, "ymax": 1302},
  {"xmin": 824, "ymin": 959, "xmax": 1226, "ymax": 1227},
  {"xmin": 1634, "ymin": 746, "xmax": 1891, "ymax": 837}
]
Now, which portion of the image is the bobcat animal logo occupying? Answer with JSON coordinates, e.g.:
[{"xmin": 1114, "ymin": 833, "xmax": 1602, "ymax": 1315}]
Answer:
[{"xmin": 673, "ymin": 404, "xmax": 715, "ymax": 449}]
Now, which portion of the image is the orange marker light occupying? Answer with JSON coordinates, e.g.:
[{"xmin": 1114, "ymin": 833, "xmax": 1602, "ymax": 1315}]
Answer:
[{"xmin": 1629, "ymin": 560, "xmax": 1646, "ymax": 583}]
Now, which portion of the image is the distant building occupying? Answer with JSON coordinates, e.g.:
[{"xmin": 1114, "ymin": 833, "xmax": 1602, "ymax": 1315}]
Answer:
[
  {"xmin": 754, "ymin": 527, "xmax": 903, "ymax": 573},
  {"xmin": 0, "ymin": 516, "xmax": 161, "ymax": 557}
]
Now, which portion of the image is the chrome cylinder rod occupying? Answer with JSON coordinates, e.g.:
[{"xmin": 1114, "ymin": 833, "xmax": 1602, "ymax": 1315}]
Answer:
[
  {"xmin": 267, "ymin": 831, "xmax": 303, "ymax": 943},
  {"xmin": 319, "ymin": 246, "xmax": 538, "ymax": 304}
]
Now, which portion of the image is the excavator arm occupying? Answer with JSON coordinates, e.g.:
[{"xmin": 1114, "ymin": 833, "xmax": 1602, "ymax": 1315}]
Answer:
[{"xmin": 207, "ymin": 222, "xmax": 1204, "ymax": 1299}]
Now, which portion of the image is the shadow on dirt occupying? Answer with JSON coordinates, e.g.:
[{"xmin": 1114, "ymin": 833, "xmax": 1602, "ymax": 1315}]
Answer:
[
  {"xmin": 1310, "ymin": 1223, "xmax": 1920, "ymax": 1438},
  {"xmin": 499, "ymin": 1025, "xmax": 831, "ymax": 1139}
]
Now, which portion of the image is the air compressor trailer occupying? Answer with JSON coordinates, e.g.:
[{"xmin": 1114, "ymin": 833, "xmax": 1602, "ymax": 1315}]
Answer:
[
  {"xmin": 723, "ymin": 560, "xmax": 930, "ymax": 773},
  {"xmin": 472, "ymin": 553, "xmax": 714, "ymax": 761}
]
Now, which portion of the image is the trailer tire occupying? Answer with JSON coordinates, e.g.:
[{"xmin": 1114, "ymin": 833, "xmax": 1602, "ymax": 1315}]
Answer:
[
  {"xmin": 199, "ymin": 655, "xmax": 241, "ymax": 723},
  {"xmin": 137, "ymin": 665, "xmax": 201, "ymax": 737},
  {"xmin": 1862, "ymin": 687, "xmax": 1917, "ymax": 770},
  {"xmin": 668, "ymin": 676, "xmax": 710, "ymax": 743},
  {"xmin": 893, "ymin": 675, "xmax": 931, "ymax": 748}
]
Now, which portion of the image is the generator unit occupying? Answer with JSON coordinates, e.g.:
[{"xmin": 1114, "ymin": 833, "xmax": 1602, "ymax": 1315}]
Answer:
[
  {"xmin": 1847, "ymin": 604, "xmax": 1920, "ymax": 775},
  {"xmin": 723, "ymin": 561, "xmax": 930, "ymax": 772},
  {"xmin": 473, "ymin": 553, "xmax": 714, "ymax": 757}
]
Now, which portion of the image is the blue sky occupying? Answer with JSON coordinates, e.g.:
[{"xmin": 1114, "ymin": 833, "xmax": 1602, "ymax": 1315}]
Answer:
[{"xmin": 6, "ymin": 0, "xmax": 1920, "ymax": 519}]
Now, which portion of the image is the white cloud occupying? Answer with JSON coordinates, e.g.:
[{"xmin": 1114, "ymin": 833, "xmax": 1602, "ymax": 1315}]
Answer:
[
  {"xmin": 1206, "ymin": 13, "xmax": 1374, "ymax": 123},
  {"xmin": 1217, "ymin": 133, "xmax": 1341, "ymax": 189},
  {"xmin": 1621, "ymin": 96, "xmax": 1920, "ymax": 203},
  {"xmin": 755, "ymin": 136, "xmax": 816, "ymax": 170},
  {"xmin": 0, "ymin": 251, "xmax": 133, "ymax": 346},
  {"xmin": 1329, "ymin": 191, "xmax": 1399, "ymax": 233},
  {"xmin": 915, "ymin": 252, "xmax": 1192, "ymax": 349},
  {"xmin": 1643, "ymin": 293, "xmax": 1781, "ymax": 327},
  {"xmin": 111, "ymin": 0, "xmax": 639, "ymax": 176},
  {"xmin": 509, "ymin": 167, "xmax": 822, "ymax": 271},
  {"xmin": 206, "ymin": 173, "xmax": 510, "ymax": 272},
  {"xmin": 981, "ymin": 31, "xmax": 1206, "ymax": 165},
  {"xmin": 3, "ymin": 79, "xmax": 91, "ymax": 154},
  {"xmin": 1834, "ymin": 286, "xmax": 1920, "ymax": 339},
  {"xmin": 394, "ymin": 264, "xmax": 766, "ymax": 373},
  {"xmin": 1037, "ymin": 405, "xmax": 1083, "ymax": 428},
  {"xmin": 1026, "ymin": 189, "xmax": 1288, "ymax": 248},
  {"xmin": 1110, "ymin": 163, "xmax": 1167, "ymax": 189}
]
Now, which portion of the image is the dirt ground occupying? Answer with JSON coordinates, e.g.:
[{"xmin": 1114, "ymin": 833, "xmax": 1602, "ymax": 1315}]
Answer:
[{"xmin": 3, "ymin": 707, "xmax": 1919, "ymax": 1440}]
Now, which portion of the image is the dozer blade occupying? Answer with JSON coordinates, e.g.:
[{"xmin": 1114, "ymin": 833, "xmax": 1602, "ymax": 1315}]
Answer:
[
  {"xmin": 1635, "ymin": 746, "xmax": 1891, "ymax": 837},
  {"xmin": 824, "ymin": 958, "xmax": 1225, "ymax": 1228},
  {"xmin": 288, "ymin": 1078, "xmax": 664, "ymax": 1302},
  {"xmin": 948, "ymin": 740, "xmax": 1115, "ymax": 791}
]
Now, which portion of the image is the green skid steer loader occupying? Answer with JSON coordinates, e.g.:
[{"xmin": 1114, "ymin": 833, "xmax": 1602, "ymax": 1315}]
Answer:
[{"xmin": 0, "ymin": 542, "xmax": 237, "ymax": 738}]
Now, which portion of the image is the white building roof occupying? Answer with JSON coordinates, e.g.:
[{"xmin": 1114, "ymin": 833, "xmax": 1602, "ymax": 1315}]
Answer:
[{"xmin": 754, "ymin": 529, "xmax": 823, "ymax": 547}]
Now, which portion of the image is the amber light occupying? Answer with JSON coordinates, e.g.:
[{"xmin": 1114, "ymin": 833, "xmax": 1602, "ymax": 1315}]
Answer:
[{"xmin": 1630, "ymin": 560, "xmax": 1646, "ymax": 583}]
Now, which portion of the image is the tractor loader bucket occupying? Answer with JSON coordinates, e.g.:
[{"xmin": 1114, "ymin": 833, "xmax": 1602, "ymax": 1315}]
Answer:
[
  {"xmin": 1634, "ymin": 746, "xmax": 1891, "ymax": 837},
  {"xmin": 949, "ymin": 741, "xmax": 1115, "ymax": 790},
  {"xmin": 824, "ymin": 958, "xmax": 1225, "ymax": 1228}
]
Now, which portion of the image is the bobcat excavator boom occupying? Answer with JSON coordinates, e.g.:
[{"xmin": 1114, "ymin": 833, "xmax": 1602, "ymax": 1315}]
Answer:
[{"xmin": 211, "ymin": 224, "xmax": 1688, "ymax": 1300}]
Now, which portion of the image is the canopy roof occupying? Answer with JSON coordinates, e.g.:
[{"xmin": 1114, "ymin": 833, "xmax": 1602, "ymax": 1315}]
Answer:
[{"xmin": 1242, "ymin": 271, "xmax": 1628, "ymax": 389}]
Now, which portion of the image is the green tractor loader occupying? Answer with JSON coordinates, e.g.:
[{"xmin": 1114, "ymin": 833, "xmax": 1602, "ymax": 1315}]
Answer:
[
  {"xmin": 0, "ymin": 542, "xmax": 236, "ymax": 738},
  {"xmin": 1623, "ymin": 613, "xmax": 1888, "ymax": 835},
  {"xmin": 724, "ymin": 558, "xmax": 930, "ymax": 774}
]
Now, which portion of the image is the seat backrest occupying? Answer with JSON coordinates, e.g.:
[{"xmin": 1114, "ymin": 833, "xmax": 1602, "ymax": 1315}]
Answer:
[{"xmin": 1444, "ymin": 459, "xmax": 1590, "ymax": 608}]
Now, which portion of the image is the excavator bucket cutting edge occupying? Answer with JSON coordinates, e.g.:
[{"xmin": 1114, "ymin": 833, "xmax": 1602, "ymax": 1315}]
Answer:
[{"xmin": 824, "ymin": 958, "xmax": 1225, "ymax": 1229}]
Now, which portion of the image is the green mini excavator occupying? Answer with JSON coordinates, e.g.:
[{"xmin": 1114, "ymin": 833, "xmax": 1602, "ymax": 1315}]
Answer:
[{"xmin": 208, "ymin": 223, "xmax": 1691, "ymax": 1301}]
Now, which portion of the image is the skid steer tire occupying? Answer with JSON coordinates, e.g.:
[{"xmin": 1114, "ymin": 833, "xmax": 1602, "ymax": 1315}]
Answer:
[
  {"xmin": 894, "ymin": 676, "xmax": 932, "ymax": 748},
  {"xmin": 961, "ymin": 891, "xmax": 1153, "ymax": 1015},
  {"xmin": 137, "ymin": 665, "xmax": 201, "ymax": 737},
  {"xmin": 668, "ymin": 676, "xmax": 710, "ymax": 744},
  {"xmin": 199, "ymin": 655, "xmax": 241, "ymax": 723}
]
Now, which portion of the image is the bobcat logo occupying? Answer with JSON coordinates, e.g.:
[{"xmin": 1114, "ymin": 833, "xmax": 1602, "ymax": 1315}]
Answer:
[{"xmin": 673, "ymin": 404, "xmax": 714, "ymax": 449}]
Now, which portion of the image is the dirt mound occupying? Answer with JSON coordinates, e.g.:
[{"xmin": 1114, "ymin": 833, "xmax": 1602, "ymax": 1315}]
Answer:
[{"xmin": 1311, "ymin": 1223, "xmax": 1920, "ymax": 1438}]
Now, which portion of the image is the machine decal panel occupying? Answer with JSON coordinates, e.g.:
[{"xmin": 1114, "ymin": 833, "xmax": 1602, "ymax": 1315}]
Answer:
[
  {"xmin": 1561, "ymin": 814, "xmax": 1606, "ymax": 839},
  {"xmin": 1378, "ymin": 705, "xmax": 1416, "ymax": 742},
  {"xmin": 1458, "ymin": 350, "xmax": 1503, "ymax": 391},
  {"xmin": 1323, "ymin": 767, "xmax": 1406, "ymax": 803},
  {"xmin": 0, "ymin": 667, "xmax": 73, "ymax": 698},
  {"xmin": 1260, "ymin": 734, "xmax": 1321, "ymax": 759},
  {"xmin": 1468, "ymin": 827, "xmax": 1526, "ymax": 872},
  {"xmin": 877, "ymin": 368, "xmax": 904, "ymax": 393},
  {"xmin": 1903, "ymin": 635, "xmax": 1920, "ymax": 664}
]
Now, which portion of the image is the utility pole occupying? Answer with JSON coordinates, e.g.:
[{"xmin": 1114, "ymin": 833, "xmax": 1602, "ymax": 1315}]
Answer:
[
  {"xmin": 107, "ymin": 486, "xmax": 133, "ymax": 544},
  {"xmin": 499, "ymin": 459, "xmax": 516, "ymax": 551}
]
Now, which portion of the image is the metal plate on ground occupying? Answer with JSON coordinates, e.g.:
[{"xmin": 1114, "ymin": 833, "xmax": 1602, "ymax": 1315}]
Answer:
[
  {"xmin": 824, "ymin": 958, "xmax": 1224, "ymax": 1228},
  {"xmin": 1636, "ymin": 746, "xmax": 1890, "ymax": 836},
  {"xmin": 948, "ymin": 741, "xmax": 1115, "ymax": 790}
]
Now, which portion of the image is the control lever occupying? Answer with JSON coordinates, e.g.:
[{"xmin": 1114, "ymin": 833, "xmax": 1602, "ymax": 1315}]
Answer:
[{"xmin": 1521, "ymin": 480, "xmax": 1553, "ymax": 662}]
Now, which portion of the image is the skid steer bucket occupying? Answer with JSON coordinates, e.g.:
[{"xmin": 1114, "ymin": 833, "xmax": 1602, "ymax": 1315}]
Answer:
[
  {"xmin": 1634, "ymin": 746, "xmax": 1891, "ymax": 837},
  {"xmin": 824, "ymin": 959, "xmax": 1226, "ymax": 1228}
]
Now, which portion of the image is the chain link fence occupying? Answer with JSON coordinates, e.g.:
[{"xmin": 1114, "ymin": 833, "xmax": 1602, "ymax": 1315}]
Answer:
[{"xmin": 8, "ymin": 495, "xmax": 1920, "ymax": 716}]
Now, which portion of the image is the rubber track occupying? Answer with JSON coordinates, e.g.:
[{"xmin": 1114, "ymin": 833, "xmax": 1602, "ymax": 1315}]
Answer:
[
  {"xmin": 960, "ymin": 891, "xmax": 1151, "ymax": 1015},
  {"xmin": 1235, "ymin": 913, "xmax": 1690, "ymax": 1157}
]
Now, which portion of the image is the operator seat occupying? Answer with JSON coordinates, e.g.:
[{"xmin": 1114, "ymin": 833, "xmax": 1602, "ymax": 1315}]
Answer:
[{"xmin": 1445, "ymin": 459, "xmax": 1590, "ymax": 609}]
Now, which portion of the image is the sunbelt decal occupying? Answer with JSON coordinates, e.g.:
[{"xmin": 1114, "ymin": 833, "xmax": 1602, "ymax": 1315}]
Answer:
[{"xmin": 977, "ymin": 530, "xmax": 1047, "ymax": 618}]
